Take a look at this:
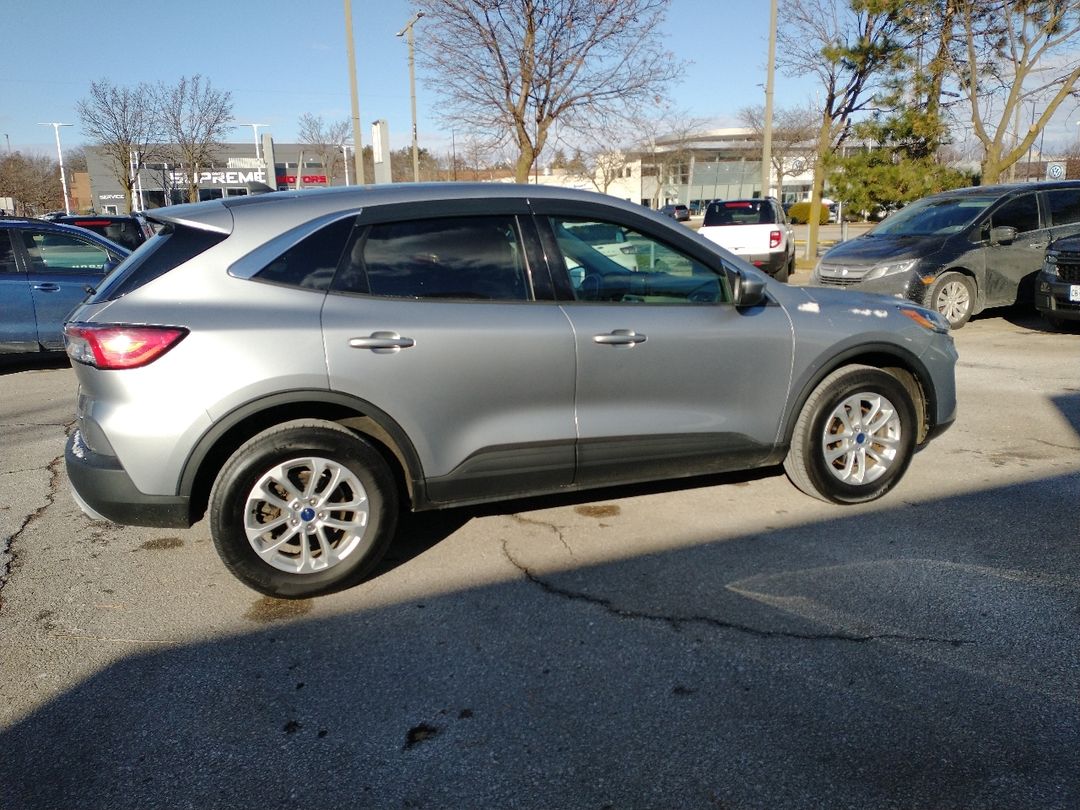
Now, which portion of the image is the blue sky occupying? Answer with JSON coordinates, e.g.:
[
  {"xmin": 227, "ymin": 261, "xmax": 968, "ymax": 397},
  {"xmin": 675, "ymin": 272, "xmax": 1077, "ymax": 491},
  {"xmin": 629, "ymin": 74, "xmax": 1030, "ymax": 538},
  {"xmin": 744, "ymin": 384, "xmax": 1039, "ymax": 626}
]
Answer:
[
  {"xmin": 2, "ymin": 0, "xmax": 1078, "ymax": 161},
  {"xmin": 0, "ymin": 0, "xmax": 807, "ymax": 158}
]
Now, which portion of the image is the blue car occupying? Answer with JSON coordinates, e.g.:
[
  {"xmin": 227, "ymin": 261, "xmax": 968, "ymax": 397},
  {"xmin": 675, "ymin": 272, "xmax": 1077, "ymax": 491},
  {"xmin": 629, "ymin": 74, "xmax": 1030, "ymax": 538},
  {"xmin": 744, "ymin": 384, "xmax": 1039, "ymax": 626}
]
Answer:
[{"xmin": 0, "ymin": 217, "xmax": 128, "ymax": 354}]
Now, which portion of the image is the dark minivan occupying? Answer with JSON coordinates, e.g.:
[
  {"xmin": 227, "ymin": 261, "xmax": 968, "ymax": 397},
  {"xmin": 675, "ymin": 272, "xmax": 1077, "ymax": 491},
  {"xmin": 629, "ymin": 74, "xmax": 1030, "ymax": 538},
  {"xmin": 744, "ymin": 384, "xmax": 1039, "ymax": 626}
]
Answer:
[{"xmin": 810, "ymin": 181, "xmax": 1080, "ymax": 328}]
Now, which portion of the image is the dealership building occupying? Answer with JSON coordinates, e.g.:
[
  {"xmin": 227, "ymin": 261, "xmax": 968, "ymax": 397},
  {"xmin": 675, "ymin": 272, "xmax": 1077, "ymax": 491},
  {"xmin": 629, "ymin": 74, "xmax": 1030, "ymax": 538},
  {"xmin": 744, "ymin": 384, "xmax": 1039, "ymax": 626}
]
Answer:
[
  {"xmin": 85, "ymin": 137, "xmax": 343, "ymax": 214},
  {"xmin": 82, "ymin": 128, "xmax": 819, "ymax": 214}
]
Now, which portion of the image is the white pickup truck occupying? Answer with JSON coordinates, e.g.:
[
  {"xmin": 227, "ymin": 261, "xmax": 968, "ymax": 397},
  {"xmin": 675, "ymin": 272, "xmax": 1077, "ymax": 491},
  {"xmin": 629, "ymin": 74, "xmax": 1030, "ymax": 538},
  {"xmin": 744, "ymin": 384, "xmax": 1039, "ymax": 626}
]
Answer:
[{"xmin": 698, "ymin": 198, "xmax": 796, "ymax": 282}]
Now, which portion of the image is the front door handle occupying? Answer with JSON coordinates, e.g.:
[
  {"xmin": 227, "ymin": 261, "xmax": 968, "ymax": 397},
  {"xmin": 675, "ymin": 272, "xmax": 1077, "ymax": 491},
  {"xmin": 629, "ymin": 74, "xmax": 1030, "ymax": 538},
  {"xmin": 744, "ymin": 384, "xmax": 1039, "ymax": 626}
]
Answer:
[
  {"xmin": 593, "ymin": 329, "xmax": 647, "ymax": 346},
  {"xmin": 348, "ymin": 331, "xmax": 415, "ymax": 352},
  {"xmin": 31, "ymin": 282, "xmax": 61, "ymax": 292}
]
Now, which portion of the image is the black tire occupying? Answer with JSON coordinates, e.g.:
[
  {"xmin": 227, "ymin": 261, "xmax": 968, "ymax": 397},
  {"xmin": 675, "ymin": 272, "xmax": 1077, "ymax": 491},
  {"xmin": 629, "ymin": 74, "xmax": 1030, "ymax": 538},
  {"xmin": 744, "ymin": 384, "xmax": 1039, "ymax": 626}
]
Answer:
[
  {"xmin": 784, "ymin": 366, "xmax": 917, "ymax": 504},
  {"xmin": 928, "ymin": 272, "xmax": 975, "ymax": 329},
  {"xmin": 777, "ymin": 254, "xmax": 794, "ymax": 283},
  {"xmin": 208, "ymin": 420, "xmax": 399, "ymax": 598}
]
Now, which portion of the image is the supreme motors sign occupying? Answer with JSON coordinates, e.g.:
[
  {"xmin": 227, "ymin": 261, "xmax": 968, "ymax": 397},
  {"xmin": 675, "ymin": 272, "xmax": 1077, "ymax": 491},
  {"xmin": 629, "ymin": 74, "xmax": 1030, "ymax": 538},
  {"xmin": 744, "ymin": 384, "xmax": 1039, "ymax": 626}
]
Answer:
[{"xmin": 168, "ymin": 169, "xmax": 269, "ymax": 186}]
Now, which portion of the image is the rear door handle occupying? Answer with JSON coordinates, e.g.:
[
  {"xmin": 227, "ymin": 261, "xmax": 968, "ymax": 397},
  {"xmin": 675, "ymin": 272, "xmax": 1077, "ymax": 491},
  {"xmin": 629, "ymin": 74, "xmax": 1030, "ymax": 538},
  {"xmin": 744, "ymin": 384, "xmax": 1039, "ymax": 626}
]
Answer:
[
  {"xmin": 348, "ymin": 331, "xmax": 415, "ymax": 352},
  {"xmin": 31, "ymin": 282, "xmax": 61, "ymax": 292},
  {"xmin": 593, "ymin": 329, "xmax": 647, "ymax": 346}
]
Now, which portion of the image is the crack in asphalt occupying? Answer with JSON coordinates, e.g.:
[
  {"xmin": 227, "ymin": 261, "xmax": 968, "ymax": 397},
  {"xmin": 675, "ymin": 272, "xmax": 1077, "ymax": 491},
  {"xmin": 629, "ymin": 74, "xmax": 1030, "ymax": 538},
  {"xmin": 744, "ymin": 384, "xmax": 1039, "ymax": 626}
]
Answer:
[
  {"xmin": 500, "ymin": 536, "xmax": 973, "ymax": 647},
  {"xmin": 510, "ymin": 514, "xmax": 576, "ymax": 557},
  {"xmin": 0, "ymin": 455, "xmax": 63, "ymax": 613}
]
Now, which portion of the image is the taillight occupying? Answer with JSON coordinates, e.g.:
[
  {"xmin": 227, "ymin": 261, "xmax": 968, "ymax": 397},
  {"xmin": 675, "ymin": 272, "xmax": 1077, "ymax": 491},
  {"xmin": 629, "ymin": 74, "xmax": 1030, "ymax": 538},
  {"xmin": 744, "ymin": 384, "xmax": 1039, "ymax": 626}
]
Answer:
[
  {"xmin": 64, "ymin": 324, "xmax": 188, "ymax": 369},
  {"xmin": 769, "ymin": 230, "xmax": 782, "ymax": 249}
]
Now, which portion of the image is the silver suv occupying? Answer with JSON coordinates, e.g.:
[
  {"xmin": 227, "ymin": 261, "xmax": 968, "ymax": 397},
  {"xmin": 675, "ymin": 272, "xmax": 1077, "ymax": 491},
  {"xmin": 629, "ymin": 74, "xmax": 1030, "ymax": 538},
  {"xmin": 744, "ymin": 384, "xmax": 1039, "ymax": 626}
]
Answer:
[{"xmin": 64, "ymin": 184, "xmax": 957, "ymax": 597}]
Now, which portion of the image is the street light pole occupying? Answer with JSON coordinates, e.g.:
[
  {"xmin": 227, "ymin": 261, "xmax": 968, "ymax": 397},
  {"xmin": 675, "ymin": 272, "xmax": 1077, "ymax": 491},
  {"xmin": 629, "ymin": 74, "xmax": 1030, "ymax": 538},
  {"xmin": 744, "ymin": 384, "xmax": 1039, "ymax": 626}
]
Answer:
[
  {"xmin": 38, "ymin": 122, "xmax": 73, "ymax": 215},
  {"xmin": 237, "ymin": 123, "xmax": 269, "ymax": 161},
  {"xmin": 397, "ymin": 12, "xmax": 424, "ymax": 182}
]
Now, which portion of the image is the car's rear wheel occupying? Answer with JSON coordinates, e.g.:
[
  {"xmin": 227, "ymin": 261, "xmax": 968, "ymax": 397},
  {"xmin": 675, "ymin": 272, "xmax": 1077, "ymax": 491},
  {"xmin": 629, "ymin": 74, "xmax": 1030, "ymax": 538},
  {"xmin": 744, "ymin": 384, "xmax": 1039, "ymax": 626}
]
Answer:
[
  {"xmin": 209, "ymin": 420, "xmax": 398, "ymax": 598},
  {"xmin": 784, "ymin": 366, "xmax": 917, "ymax": 504},
  {"xmin": 777, "ymin": 254, "xmax": 794, "ymax": 283},
  {"xmin": 929, "ymin": 272, "xmax": 975, "ymax": 329}
]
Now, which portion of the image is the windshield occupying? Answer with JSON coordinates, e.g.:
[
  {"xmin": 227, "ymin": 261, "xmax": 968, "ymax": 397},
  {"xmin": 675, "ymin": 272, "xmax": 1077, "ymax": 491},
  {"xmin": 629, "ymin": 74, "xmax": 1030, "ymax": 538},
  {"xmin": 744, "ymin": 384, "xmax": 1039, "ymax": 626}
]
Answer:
[{"xmin": 870, "ymin": 195, "xmax": 997, "ymax": 236}]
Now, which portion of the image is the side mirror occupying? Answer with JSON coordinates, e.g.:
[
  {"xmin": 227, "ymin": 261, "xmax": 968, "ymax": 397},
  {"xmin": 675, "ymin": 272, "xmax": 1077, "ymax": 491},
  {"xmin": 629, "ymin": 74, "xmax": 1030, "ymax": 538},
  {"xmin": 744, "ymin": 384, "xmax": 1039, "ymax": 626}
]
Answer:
[
  {"xmin": 989, "ymin": 225, "xmax": 1017, "ymax": 245},
  {"xmin": 102, "ymin": 258, "xmax": 120, "ymax": 274},
  {"xmin": 732, "ymin": 271, "xmax": 767, "ymax": 308}
]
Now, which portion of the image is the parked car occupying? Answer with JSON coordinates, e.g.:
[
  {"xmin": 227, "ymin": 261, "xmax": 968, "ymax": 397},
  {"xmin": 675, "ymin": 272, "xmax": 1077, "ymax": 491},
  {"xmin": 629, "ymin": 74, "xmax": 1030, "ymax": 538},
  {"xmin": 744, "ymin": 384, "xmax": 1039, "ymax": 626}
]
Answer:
[
  {"xmin": 0, "ymin": 218, "xmax": 128, "ymax": 354},
  {"xmin": 698, "ymin": 198, "xmax": 796, "ymax": 281},
  {"xmin": 1036, "ymin": 234, "xmax": 1080, "ymax": 328},
  {"xmin": 64, "ymin": 184, "xmax": 957, "ymax": 598},
  {"xmin": 809, "ymin": 181, "xmax": 1080, "ymax": 328},
  {"xmin": 660, "ymin": 204, "xmax": 690, "ymax": 221},
  {"xmin": 54, "ymin": 214, "xmax": 154, "ymax": 251}
]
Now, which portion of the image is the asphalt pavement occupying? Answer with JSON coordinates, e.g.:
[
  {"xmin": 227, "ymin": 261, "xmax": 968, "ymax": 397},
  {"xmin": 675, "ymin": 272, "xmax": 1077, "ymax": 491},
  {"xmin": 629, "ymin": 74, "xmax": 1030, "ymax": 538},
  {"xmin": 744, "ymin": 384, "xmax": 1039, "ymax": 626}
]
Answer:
[{"xmin": 1, "ymin": 311, "xmax": 1078, "ymax": 809}]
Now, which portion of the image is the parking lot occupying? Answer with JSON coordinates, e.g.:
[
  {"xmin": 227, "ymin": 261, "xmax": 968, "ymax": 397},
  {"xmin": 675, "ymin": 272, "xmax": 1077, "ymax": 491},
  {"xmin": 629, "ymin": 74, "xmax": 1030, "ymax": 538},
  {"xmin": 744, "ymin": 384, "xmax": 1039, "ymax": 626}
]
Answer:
[{"xmin": 1, "ymin": 309, "xmax": 1078, "ymax": 808}]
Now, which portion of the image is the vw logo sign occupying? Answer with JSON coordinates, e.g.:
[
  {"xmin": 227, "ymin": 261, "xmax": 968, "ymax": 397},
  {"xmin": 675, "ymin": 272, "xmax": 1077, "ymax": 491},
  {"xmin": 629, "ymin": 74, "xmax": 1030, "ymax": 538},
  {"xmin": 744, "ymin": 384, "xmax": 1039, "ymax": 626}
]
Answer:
[{"xmin": 1047, "ymin": 162, "xmax": 1066, "ymax": 180}]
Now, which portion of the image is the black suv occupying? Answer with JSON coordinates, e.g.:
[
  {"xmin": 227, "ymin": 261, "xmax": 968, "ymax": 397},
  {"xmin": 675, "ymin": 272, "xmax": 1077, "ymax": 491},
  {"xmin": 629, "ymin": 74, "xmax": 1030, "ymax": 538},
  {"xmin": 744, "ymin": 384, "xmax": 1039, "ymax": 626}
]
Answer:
[
  {"xmin": 1037, "ymin": 235, "xmax": 1080, "ymax": 328},
  {"xmin": 810, "ymin": 181, "xmax": 1080, "ymax": 328},
  {"xmin": 54, "ymin": 214, "xmax": 153, "ymax": 251},
  {"xmin": 0, "ymin": 217, "xmax": 128, "ymax": 354}
]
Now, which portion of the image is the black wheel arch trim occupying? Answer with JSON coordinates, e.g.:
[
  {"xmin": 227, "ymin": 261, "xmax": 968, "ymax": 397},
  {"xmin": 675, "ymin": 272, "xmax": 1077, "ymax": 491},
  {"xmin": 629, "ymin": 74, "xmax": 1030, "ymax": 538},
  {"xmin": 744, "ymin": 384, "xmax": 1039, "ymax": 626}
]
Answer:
[
  {"xmin": 780, "ymin": 342, "xmax": 940, "ymax": 448},
  {"xmin": 177, "ymin": 389, "xmax": 426, "ymax": 515}
]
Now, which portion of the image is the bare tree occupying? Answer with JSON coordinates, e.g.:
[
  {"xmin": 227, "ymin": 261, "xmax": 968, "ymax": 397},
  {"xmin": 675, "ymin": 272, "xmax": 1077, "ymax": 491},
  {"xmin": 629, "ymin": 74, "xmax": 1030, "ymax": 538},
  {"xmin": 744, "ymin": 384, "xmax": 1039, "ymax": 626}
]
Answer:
[
  {"xmin": 414, "ymin": 0, "xmax": 684, "ymax": 182},
  {"xmin": 77, "ymin": 79, "xmax": 163, "ymax": 212},
  {"xmin": 738, "ymin": 104, "xmax": 819, "ymax": 200},
  {"xmin": 946, "ymin": 0, "xmax": 1080, "ymax": 184},
  {"xmin": 0, "ymin": 152, "xmax": 62, "ymax": 215},
  {"xmin": 779, "ymin": 0, "xmax": 908, "ymax": 257},
  {"xmin": 298, "ymin": 113, "xmax": 351, "ymax": 185},
  {"xmin": 156, "ymin": 75, "xmax": 234, "ymax": 202}
]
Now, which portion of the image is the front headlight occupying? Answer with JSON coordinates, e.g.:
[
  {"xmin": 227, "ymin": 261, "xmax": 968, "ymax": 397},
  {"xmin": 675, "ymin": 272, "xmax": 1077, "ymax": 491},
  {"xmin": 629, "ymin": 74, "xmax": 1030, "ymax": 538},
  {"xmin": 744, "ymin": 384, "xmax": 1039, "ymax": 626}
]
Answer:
[
  {"xmin": 1043, "ymin": 252, "xmax": 1059, "ymax": 278},
  {"xmin": 898, "ymin": 305, "xmax": 950, "ymax": 334},
  {"xmin": 865, "ymin": 258, "xmax": 918, "ymax": 280}
]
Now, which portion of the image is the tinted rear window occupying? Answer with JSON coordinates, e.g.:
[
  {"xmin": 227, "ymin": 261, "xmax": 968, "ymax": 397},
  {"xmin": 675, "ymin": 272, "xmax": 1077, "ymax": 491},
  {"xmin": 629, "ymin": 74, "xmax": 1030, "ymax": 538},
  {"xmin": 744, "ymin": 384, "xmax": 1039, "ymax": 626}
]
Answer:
[
  {"xmin": 703, "ymin": 201, "xmax": 775, "ymax": 226},
  {"xmin": 85, "ymin": 224, "xmax": 226, "ymax": 303},
  {"xmin": 62, "ymin": 218, "xmax": 146, "ymax": 250}
]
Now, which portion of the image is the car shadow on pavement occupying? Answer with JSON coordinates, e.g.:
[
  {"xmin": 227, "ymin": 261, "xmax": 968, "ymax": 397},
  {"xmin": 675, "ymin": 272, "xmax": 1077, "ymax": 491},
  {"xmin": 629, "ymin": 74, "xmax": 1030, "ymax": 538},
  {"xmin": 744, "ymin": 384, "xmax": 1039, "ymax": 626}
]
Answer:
[
  {"xmin": 2, "ymin": 461, "xmax": 1079, "ymax": 809},
  {"xmin": 374, "ymin": 466, "xmax": 781, "ymax": 580},
  {"xmin": 0, "ymin": 352, "xmax": 70, "ymax": 376}
]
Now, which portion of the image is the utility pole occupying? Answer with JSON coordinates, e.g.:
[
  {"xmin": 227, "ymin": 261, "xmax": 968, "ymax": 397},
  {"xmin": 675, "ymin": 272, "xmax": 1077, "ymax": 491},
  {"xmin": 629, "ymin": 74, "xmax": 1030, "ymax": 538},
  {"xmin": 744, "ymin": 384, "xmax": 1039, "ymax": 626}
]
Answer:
[
  {"xmin": 344, "ymin": 0, "xmax": 365, "ymax": 184},
  {"xmin": 760, "ymin": 0, "xmax": 778, "ymax": 200},
  {"xmin": 397, "ymin": 12, "xmax": 424, "ymax": 182}
]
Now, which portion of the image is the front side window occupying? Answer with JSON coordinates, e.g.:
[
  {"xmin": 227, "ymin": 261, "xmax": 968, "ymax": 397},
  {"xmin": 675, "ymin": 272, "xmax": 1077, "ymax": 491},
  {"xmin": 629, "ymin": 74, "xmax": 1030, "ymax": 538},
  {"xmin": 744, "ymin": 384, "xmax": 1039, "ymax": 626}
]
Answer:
[
  {"xmin": 20, "ymin": 231, "xmax": 111, "ymax": 273},
  {"xmin": 991, "ymin": 194, "xmax": 1040, "ymax": 234},
  {"xmin": 550, "ymin": 216, "xmax": 725, "ymax": 304},
  {"xmin": 333, "ymin": 216, "xmax": 530, "ymax": 301}
]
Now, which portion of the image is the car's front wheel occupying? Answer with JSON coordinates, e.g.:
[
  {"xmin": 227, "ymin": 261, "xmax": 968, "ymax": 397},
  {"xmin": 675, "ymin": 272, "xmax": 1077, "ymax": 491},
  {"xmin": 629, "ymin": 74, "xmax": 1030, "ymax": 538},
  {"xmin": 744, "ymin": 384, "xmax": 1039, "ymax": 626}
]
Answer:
[
  {"xmin": 929, "ymin": 272, "xmax": 975, "ymax": 329},
  {"xmin": 208, "ymin": 420, "xmax": 398, "ymax": 598},
  {"xmin": 784, "ymin": 366, "xmax": 917, "ymax": 504}
]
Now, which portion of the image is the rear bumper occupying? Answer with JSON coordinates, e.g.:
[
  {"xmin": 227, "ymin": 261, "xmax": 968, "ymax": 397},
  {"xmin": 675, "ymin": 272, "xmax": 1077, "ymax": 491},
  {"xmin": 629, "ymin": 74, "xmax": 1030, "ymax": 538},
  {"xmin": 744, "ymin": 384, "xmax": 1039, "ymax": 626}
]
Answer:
[
  {"xmin": 743, "ymin": 250, "xmax": 790, "ymax": 277},
  {"xmin": 66, "ymin": 430, "xmax": 193, "ymax": 528}
]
